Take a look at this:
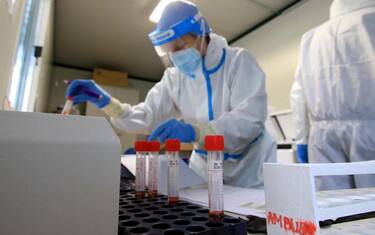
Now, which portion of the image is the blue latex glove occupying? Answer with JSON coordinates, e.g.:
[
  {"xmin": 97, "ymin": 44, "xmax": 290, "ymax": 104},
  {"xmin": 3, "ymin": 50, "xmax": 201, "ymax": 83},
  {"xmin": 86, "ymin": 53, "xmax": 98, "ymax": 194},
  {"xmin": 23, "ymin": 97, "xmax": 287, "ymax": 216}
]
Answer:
[
  {"xmin": 296, "ymin": 144, "xmax": 308, "ymax": 163},
  {"xmin": 148, "ymin": 118, "xmax": 196, "ymax": 143},
  {"xmin": 66, "ymin": 79, "xmax": 111, "ymax": 109}
]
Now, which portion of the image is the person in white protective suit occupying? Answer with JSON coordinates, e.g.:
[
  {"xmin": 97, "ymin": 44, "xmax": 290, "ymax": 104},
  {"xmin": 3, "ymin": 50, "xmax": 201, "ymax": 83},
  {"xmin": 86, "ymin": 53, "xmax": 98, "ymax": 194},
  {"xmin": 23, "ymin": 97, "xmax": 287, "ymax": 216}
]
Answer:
[
  {"xmin": 290, "ymin": 0, "xmax": 375, "ymax": 190},
  {"xmin": 66, "ymin": 0, "xmax": 276, "ymax": 188}
]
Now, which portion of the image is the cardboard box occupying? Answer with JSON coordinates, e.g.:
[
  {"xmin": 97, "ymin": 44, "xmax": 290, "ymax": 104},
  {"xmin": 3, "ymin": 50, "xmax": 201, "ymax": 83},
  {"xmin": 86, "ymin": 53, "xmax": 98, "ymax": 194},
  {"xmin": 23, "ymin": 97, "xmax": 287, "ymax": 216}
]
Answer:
[{"xmin": 93, "ymin": 68, "xmax": 128, "ymax": 87}]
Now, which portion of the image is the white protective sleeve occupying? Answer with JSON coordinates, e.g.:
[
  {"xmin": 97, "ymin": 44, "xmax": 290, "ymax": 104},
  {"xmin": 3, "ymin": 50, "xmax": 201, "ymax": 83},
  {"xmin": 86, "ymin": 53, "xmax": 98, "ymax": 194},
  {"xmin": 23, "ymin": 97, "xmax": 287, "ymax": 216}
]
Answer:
[{"xmin": 110, "ymin": 72, "xmax": 179, "ymax": 135}]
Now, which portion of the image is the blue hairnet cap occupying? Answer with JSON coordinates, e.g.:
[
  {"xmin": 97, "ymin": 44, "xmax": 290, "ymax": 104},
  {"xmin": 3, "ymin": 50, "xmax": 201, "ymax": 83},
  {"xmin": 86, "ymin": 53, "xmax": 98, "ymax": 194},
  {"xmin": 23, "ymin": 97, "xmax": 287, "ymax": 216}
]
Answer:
[{"xmin": 148, "ymin": 0, "xmax": 211, "ymax": 46}]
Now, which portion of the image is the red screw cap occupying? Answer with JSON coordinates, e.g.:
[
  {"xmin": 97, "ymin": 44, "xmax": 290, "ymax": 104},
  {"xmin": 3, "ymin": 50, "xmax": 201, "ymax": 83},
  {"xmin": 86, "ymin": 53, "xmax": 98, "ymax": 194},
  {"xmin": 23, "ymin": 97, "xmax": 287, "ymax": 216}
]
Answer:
[
  {"xmin": 134, "ymin": 140, "xmax": 148, "ymax": 152},
  {"xmin": 149, "ymin": 141, "xmax": 160, "ymax": 152},
  {"xmin": 205, "ymin": 135, "xmax": 224, "ymax": 151},
  {"xmin": 165, "ymin": 139, "xmax": 180, "ymax": 151}
]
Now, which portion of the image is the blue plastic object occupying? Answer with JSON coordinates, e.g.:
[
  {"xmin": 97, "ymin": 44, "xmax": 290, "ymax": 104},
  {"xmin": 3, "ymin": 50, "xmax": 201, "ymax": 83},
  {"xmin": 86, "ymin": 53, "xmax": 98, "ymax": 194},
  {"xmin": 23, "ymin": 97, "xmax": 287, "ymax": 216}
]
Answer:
[
  {"xmin": 296, "ymin": 144, "xmax": 308, "ymax": 163},
  {"xmin": 148, "ymin": 1, "xmax": 210, "ymax": 46},
  {"xmin": 148, "ymin": 119, "xmax": 195, "ymax": 143},
  {"xmin": 66, "ymin": 79, "xmax": 111, "ymax": 109}
]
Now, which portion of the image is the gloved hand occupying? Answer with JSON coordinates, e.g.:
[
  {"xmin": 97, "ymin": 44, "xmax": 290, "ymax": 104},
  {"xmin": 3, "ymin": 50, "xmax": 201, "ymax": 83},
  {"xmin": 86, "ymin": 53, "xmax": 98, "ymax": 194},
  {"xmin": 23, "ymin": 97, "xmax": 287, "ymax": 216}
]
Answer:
[
  {"xmin": 66, "ymin": 79, "xmax": 111, "ymax": 109},
  {"xmin": 296, "ymin": 144, "xmax": 308, "ymax": 163},
  {"xmin": 148, "ymin": 118, "xmax": 196, "ymax": 143}
]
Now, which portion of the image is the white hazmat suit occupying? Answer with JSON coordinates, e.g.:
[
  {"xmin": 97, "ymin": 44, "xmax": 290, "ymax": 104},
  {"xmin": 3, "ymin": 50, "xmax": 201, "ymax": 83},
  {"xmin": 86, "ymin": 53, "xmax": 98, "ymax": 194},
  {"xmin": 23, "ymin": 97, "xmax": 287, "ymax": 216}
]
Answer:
[
  {"xmin": 290, "ymin": 0, "xmax": 375, "ymax": 190},
  {"xmin": 111, "ymin": 33, "xmax": 276, "ymax": 188}
]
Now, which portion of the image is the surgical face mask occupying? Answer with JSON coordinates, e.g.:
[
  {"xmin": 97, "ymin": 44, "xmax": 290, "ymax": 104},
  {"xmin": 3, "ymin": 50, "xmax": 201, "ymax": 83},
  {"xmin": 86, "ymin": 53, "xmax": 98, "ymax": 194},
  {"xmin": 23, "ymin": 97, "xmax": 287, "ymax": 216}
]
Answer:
[{"xmin": 170, "ymin": 47, "xmax": 202, "ymax": 79}]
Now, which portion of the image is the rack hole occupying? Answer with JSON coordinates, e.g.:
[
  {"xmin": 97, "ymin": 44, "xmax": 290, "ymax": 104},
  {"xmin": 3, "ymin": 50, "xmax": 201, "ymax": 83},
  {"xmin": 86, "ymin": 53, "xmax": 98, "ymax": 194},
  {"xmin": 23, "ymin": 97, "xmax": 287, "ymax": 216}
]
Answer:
[
  {"xmin": 164, "ymin": 230, "xmax": 184, "ymax": 235},
  {"xmin": 134, "ymin": 213, "xmax": 150, "ymax": 218},
  {"xmin": 186, "ymin": 205, "xmax": 199, "ymax": 209},
  {"xmin": 161, "ymin": 205, "xmax": 173, "ymax": 209},
  {"xmin": 181, "ymin": 212, "xmax": 195, "ymax": 217},
  {"xmin": 138, "ymin": 203, "xmax": 150, "ymax": 207},
  {"xmin": 186, "ymin": 226, "xmax": 206, "ymax": 232},
  {"xmin": 171, "ymin": 208, "xmax": 183, "ymax": 212},
  {"xmin": 154, "ymin": 201, "xmax": 165, "ymax": 205},
  {"xmin": 145, "ymin": 206, "xmax": 158, "ymax": 211},
  {"xmin": 206, "ymin": 222, "xmax": 224, "ymax": 227},
  {"xmin": 197, "ymin": 209, "xmax": 209, "ymax": 213},
  {"xmin": 121, "ymin": 205, "xmax": 135, "ymax": 209},
  {"xmin": 128, "ymin": 209, "xmax": 142, "ymax": 213},
  {"xmin": 129, "ymin": 227, "xmax": 149, "ymax": 234},
  {"xmin": 152, "ymin": 223, "xmax": 171, "ymax": 229},
  {"xmin": 192, "ymin": 216, "xmax": 208, "ymax": 222},
  {"xmin": 120, "ymin": 220, "xmax": 139, "ymax": 227},
  {"xmin": 147, "ymin": 198, "xmax": 158, "ymax": 202},
  {"xmin": 143, "ymin": 217, "xmax": 159, "ymax": 223},
  {"xmin": 177, "ymin": 202, "xmax": 189, "ymax": 206},
  {"xmin": 119, "ymin": 215, "xmax": 131, "ymax": 221},
  {"xmin": 173, "ymin": 219, "xmax": 190, "ymax": 226},
  {"xmin": 163, "ymin": 215, "xmax": 178, "ymax": 220},
  {"xmin": 153, "ymin": 210, "xmax": 168, "ymax": 215}
]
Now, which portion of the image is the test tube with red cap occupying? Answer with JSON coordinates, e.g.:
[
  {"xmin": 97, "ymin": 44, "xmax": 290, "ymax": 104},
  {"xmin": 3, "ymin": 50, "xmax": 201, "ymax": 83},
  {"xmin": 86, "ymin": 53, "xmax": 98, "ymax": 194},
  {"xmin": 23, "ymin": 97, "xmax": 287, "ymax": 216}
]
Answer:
[
  {"xmin": 205, "ymin": 135, "xmax": 224, "ymax": 222},
  {"xmin": 134, "ymin": 140, "xmax": 148, "ymax": 200},
  {"xmin": 61, "ymin": 97, "xmax": 73, "ymax": 115},
  {"xmin": 148, "ymin": 141, "xmax": 160, "ymax": 198},
  {"xmin": 165, "ymin": 139, "xmax": 180, "ymax": 205}
]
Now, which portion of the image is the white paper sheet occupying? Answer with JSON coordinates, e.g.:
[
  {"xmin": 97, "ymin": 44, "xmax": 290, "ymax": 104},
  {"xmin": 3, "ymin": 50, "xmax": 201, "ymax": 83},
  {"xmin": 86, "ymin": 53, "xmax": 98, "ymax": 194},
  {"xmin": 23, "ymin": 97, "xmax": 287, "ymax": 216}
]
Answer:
[{"xmin": 180, "ymin": 184, "xmax": 266, "ymax": 218}]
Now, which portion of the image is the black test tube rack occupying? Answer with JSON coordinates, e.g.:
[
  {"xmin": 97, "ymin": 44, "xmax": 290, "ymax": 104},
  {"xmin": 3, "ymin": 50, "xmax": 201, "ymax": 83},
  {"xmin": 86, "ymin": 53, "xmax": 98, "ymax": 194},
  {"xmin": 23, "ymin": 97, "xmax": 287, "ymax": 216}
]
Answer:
[{"xmin": 118, "ymin": 190, "xmax": 247, "ymax": 235}]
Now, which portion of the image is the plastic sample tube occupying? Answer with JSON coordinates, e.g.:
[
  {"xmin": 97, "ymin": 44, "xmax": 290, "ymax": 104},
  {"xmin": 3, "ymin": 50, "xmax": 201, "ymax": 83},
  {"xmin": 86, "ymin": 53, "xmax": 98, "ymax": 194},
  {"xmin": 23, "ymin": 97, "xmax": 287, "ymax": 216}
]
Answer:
[
  {"xmin": 61, "ymin": 97, "xmax": 73, "ymax": 115},
  {"xmin": 134, "ymin": 140, "xmax": 148, "ymax": 200},
  {"xmin": 148, "ymin": 141, "xmax": 160, "ymax": 198},
  {"xmin": 205, "ymin": 135, "xmax": 224, "ymax": 222},
  {"xmin": 165, "ymin": 139, "xmax": 180, "ymax": 205}
]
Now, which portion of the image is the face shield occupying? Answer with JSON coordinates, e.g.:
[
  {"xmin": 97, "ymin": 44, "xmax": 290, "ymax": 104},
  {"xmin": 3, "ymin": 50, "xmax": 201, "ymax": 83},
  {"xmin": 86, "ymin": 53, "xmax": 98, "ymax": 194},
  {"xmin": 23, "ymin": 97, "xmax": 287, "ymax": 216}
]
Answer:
[
  {"xmin": 153, "ymin": 34, "xmax": 206, "ymax": 68},
  {"xmin": 149, "ymin": 6, "xmax": 211, "ymax": 68}
]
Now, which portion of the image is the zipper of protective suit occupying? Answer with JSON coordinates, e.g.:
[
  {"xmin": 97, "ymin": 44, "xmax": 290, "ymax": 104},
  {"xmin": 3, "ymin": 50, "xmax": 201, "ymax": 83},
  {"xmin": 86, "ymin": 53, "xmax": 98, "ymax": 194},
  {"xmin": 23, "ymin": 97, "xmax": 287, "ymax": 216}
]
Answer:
[
  {"xmin": 197, "ymin": 48, "xmax": 263, "ymax": 160},
  {"xmin": 202, "ymin": 48, "xmax": 226, "ymax": 121}
]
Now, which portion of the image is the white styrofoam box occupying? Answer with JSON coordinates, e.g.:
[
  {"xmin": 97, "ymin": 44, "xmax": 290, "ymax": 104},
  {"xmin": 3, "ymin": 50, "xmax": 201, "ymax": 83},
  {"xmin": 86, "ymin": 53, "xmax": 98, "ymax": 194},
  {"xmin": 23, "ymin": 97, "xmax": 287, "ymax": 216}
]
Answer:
[
  {"xmin": 0, "ymin": 111, "xmax": 121, "ymax": 235},
  {"xmin": 263, "ymin": 161, "xmax": 375, "ymax": 235}
]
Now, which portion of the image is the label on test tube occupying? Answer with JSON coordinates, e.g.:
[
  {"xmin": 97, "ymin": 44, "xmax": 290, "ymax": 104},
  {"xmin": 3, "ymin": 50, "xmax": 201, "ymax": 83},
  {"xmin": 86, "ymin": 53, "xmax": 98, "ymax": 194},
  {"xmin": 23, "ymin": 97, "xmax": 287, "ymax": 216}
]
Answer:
[
  {"xmin": 148, "ymin": 155, "xmax": 158, "ymax": 196},
  {"xmin": 168, "ymin": 157, "xmax": 179, "ymax": 198},
  {"xmin": 135, "ymin": 141, "xmax": 148, "ymax": 199},
  {"xmin": 166, "ymin": 139, "xmax": 180, "ymax": 205},
  {"xmin": 208, "ymin": 159, "xmax": 223, "ymax": 212},
  {"xmin": 136, "ymin": 156, "xmax": 146, "ymax": 196},
  {"xmin": 206, "ymin": 135, "xmax": 225, "ymax": 221},
  {"xmin": 148, "ymin": 141, "xmax": 160, "ymax": 198}
]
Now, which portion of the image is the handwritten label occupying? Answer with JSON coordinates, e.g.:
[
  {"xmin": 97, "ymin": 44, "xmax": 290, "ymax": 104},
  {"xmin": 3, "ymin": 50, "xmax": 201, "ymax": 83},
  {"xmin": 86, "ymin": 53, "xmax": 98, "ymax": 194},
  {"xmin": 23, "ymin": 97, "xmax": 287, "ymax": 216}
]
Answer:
[{"xmin": 267, "ymin": 211, "xmax": 317, "ymax": 235}]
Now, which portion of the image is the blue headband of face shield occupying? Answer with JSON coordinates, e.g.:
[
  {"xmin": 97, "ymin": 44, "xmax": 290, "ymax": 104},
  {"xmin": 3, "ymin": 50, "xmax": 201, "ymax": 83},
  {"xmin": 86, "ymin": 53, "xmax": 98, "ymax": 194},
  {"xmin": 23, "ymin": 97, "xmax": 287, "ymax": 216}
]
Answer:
[{"xmin": 149, "ymin": 13, "xmax": 210, "ymax": 46}]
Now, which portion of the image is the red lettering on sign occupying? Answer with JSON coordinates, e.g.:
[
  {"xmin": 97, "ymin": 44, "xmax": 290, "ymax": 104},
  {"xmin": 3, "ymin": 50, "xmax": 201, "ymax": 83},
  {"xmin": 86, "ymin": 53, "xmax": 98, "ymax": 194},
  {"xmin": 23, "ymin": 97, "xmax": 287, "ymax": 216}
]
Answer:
[
  {"xmin": 267, "ymin": 212, "xmax": 283, "ymax": 228},
  {"xmin": 267, "ymin": 211, "xmax": 317, "ymax": 235}
]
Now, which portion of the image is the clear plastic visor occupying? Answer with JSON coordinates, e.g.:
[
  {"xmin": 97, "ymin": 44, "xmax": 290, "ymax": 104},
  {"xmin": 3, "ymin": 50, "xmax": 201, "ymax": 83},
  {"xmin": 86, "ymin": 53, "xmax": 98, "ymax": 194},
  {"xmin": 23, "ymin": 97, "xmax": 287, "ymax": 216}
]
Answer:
[{"xmin": 154, "ymin": 35, "xmax": 203, "ymax": 68}]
